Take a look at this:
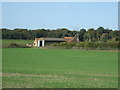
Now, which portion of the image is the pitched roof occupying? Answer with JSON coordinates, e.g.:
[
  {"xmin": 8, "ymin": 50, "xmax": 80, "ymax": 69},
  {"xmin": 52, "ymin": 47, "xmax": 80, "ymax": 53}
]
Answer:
[
  {"xmin": 64, "ymin": 37, "xmax": 76, "ymax": 42},
  {"xmin": 35, "ymin": 38, "xmax": 65, "ymax": 41},
  {"xmin": 34, "ymin": 37, "xmax": 77, "ymax": 42}
]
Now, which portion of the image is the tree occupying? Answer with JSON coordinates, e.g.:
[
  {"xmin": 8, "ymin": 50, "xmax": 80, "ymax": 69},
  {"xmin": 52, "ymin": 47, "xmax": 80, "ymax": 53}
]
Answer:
[
  {"xmin": 1, "ymin": 27, "xmax": 119, "ymax": 43},
  {"xmin": 100, "ymin": 33, "xmax": 109, "ymax": 42},
  {"xmin": 96, "ymin": 27, "xmax": 105, "ymax": 42},
  {"xmin": 79, "ymin": 29, "xmax": 86, "ymax": 41},
  {"xmin": 84, "ymin": 28, "xmax": 95, "ymax": 42}
]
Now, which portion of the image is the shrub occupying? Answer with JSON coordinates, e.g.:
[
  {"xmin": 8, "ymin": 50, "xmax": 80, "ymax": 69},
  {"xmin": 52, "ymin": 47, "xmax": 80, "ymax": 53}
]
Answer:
[
  {"xmin": 8, "ymin": 43, "xmax": 19, "ymax": 48},
  {"xmin": 84, "ymin": 42, "xmax": 92, "ymax": 48},
  {"xmin": 8, "ymin": 43, "xmax": 30, "ymax": 48},
  {"xmin": 77, "ymin": 42, "xmax": 118, "ymax": 50},
  {"xmin": 51, "ymin": 43, "xmax": 59, "ymax": 47},
  {"xmin": 77, "ymin": 42, "xmax": 84, "ymax": 49},
  {"xmin": 50, "ymin": 41, "xmax": 118, "ymax": 50},
  {"xmin": 59, "ymin": 42, "xmax": 76, "ymax": 49}
]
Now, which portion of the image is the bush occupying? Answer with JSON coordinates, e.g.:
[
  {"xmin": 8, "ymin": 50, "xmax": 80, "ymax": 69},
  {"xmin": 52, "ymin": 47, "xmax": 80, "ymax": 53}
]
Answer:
[
  {"xmin": 59, "ymin": 42, "xmax": 76, "ymax": 49},
  {"xmin": 77, "ymin": 42, "xmax": 118, "ymax": 50},
  {"xmin": 50, "ymin": 42, "xmax": 118, "ymax": 50},
  {"xmin": 8, "ymin": 43, "xmax": 30, "ymax": 48},
  {"xmin": 76, "ymin": 42, "xmax": 84, "ymax": 49},
  {"xmin": 51, "ymin": 43, "xmax": 59, "ymax": 47}
]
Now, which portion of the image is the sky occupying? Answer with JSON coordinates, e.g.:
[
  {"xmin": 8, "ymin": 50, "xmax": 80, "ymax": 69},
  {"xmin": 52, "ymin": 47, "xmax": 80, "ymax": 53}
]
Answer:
[{"xmin": 2, "ymin": 2, "xmax": 118, "ymax": 30}]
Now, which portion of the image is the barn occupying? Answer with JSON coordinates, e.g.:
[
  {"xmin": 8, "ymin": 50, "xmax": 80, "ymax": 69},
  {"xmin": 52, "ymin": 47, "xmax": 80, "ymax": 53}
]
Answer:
[{"xmin": 33, "ymin": 37, "xmax": 77, "ymax": 47}]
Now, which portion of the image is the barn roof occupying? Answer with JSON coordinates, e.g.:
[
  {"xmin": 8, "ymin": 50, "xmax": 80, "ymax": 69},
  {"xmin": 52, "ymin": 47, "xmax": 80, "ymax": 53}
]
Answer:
[
  {"xmin": 34, "ymin": 37, "xmax": 77, "ymax": 42},
  {"xmin": 64, "ymin": 37, "xmax": 75, "ymax": 42},
  {"xmin": 35, "ymin": 38, "xmax": 65, "ymax": 41}
]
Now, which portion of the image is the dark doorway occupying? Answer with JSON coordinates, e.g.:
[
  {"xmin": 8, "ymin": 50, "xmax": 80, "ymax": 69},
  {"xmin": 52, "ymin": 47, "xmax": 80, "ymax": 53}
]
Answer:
[{"xmin": 40, "ymin": 41, "xmax": 42, "ymax": 46}]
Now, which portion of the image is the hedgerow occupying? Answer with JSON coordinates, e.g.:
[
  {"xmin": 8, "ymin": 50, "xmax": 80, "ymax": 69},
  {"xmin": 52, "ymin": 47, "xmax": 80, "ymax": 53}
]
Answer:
[{"xmin": 51, "ymin": 42, "xmax": 119, "ymax": 50}]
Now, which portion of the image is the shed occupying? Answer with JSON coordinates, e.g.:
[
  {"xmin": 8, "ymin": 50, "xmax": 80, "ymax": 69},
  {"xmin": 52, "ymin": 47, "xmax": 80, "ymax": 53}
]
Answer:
[{"xmin": 33, "ymin": 37, "xmax": 77, "ymax": 47}]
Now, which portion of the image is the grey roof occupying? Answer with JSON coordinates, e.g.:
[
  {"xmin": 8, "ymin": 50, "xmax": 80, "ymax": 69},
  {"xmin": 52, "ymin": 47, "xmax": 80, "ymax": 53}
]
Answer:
[{"xmin": 41, "ymin": 38, "xmax": 65, "ymax": 41}]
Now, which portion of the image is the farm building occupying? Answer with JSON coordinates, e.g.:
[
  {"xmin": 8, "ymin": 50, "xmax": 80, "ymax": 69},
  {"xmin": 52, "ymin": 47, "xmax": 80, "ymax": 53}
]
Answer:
[{"xmin": 33, "ymin": 37, "xmax": 78, "ymax": 47}]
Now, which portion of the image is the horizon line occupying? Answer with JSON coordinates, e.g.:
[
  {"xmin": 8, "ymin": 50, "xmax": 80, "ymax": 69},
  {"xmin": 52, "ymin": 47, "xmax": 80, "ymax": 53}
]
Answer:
[{"xmin": 1, "ymin": 27, "xmax": 118, "ymax": 31}]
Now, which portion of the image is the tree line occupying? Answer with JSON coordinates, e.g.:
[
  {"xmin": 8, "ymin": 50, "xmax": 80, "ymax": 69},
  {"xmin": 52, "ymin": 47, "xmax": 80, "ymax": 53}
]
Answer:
[{"xmin": 1, "ymin": 27, "xmax": 120, "ymax": 42}]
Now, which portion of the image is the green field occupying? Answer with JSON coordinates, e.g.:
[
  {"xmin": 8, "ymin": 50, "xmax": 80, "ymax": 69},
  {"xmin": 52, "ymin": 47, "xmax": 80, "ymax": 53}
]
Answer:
[
  {"xmin": 2, "ymin": 39, "xmax": 34, "ymax": 47},
  {"xmin": 2, "ymin": 48, "xmax": 118, "ymax": 88}
]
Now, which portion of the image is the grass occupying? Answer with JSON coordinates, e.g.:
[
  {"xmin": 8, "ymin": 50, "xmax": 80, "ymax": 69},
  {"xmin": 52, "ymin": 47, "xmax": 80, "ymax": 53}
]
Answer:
[
  {"xmin": 2, "ymin": 39, "xmax": 34, "ymax": 48},
  {"xmin": 2, "ymin": 48, "xmax": 118, "ymax": 88}
]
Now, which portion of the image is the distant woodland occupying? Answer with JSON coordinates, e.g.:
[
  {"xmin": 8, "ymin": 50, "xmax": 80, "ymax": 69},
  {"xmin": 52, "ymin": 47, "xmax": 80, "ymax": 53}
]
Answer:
[{"xmin": 1, "ymin": 27, "xmax": 120, "ymax": 42}]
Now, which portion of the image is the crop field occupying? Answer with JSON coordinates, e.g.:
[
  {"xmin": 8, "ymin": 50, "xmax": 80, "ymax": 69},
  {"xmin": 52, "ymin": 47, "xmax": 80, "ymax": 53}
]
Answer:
[{"xmin": 2, "ymin": 48, "xmax": 118, "ymax": 88}]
